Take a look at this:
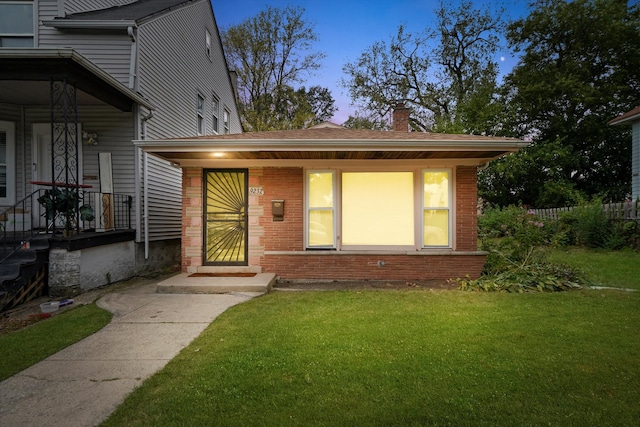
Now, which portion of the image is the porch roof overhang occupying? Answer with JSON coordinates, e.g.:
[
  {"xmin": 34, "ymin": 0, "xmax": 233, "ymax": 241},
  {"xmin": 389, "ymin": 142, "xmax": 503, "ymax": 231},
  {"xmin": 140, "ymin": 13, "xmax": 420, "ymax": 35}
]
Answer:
[
  {"xmin": 0, "ymin": 48, "xmax": 154, "ymax": 112},
  {"xmin": 135, "ymin": 128, "xmax": 528, "ymax": 167},
  {"xmin": 609, "ymin": 106, "xmax": 640, "ymax": 126}
]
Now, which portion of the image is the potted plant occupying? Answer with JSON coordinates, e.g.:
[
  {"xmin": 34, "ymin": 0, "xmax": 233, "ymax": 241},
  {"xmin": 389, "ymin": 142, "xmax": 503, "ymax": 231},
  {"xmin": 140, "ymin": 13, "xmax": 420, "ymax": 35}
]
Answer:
[{"xmin": 37, "ymin": 188, "xmax": 95, "ymax": 235}]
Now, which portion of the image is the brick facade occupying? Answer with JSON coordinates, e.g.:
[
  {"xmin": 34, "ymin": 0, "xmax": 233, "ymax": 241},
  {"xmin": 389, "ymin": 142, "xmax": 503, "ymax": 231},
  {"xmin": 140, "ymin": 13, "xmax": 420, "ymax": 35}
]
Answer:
[{"xmin": 181, "ymin": 166, "xmax": 485, "ymax": 279}]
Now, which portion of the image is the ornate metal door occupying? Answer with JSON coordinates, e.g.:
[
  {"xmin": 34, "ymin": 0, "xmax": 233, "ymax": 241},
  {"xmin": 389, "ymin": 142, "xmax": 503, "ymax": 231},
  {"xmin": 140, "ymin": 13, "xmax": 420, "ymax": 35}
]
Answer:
[{"xmin": 203, "ymin": 169, "xmax": 248, "ymax": 265}]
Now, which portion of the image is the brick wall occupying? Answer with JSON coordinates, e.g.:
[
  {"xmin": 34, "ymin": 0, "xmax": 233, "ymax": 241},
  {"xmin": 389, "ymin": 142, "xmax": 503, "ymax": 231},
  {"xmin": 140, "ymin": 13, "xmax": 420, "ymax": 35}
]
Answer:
[
  {"xmin": 181, "ymin": 165, "xmax": 485, "ymax": 279},
  {"xmin": 182, "ymin": 167, "xmax": 203, "ymax": 272},
  {"xmin": 455, "ymin": 165, "xmax": 478, "ymax": 251},
  {"xmin": 262, "ymin": 253, "xmax": 486, "ymax": 281},
  {"xmin": 257, "ymin": 167, "xmax": 304, "ymax": 251}
]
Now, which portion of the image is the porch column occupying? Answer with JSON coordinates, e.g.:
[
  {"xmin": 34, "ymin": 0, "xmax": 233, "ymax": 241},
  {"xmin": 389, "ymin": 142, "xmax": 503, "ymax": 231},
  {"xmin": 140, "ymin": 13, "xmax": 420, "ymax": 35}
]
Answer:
[{"xmin": 49, "ymin": 78, "xmax": 80, "ymax": 234}]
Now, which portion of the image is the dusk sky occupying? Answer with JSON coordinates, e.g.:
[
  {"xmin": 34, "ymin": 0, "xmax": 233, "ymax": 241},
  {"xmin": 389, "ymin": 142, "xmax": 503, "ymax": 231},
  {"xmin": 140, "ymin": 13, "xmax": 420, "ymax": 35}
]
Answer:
[{"xmin": 210, "ymin": 0, "xmax": 531, "ymax": 123}]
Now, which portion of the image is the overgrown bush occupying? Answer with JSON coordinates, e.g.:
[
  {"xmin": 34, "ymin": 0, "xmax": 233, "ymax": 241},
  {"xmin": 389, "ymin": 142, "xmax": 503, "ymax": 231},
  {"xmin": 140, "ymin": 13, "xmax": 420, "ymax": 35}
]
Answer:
[
  {"xmin": 558, "ymin": 201, "xmax": 610, "ymax": 248},
  {"xmin": 460, "ymin": 206, "xmax": 589, "ymax": 292}
]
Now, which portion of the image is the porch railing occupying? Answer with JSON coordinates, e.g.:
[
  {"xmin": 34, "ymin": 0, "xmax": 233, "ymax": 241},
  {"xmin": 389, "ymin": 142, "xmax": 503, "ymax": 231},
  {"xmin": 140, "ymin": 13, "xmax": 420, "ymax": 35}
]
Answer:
[{"xmin": 0, "ymin": 189, "xmax": 132, "ymax": 264}]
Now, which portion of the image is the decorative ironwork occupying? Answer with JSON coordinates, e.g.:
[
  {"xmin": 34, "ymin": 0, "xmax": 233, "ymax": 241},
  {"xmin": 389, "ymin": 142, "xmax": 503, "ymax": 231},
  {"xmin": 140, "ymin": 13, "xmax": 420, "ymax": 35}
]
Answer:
[
  {"xmin": 204, "ymin": 170, "xmax": 248, "ymax": 264},
  {"xmin": 50, "ymin": 78, "xmax": 80, "ymax": 234}
]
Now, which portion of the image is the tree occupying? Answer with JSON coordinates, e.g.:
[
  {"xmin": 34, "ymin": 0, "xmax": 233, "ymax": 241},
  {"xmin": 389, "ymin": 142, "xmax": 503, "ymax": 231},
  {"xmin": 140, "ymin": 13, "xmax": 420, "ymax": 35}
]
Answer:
[
  {"xmin": 342, "ymin": 1, "xmax": 505, "ymax": 133},
  {"xmin": 479, "ymin": 0, "xmax": 640, "ymax": 207},
  {"xmin": 221, "ymin": 5, "xmax": 335, "ymax": 130}
]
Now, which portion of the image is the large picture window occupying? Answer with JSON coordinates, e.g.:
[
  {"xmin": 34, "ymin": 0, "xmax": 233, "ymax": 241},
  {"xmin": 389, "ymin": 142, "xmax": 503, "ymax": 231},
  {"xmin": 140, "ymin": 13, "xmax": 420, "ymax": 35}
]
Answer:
[
  {"xmin": 342, "ymin": 172, "xmax": 414, "ymax": 247},
  {"xmin": 306, "ymin": 169, "xmax": 452, "ymax": 250}
]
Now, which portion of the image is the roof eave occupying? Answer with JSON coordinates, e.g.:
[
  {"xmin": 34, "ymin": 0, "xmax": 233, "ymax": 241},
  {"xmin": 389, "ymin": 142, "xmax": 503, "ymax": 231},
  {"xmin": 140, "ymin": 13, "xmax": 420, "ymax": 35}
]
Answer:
[{"xmin": 42, "ymin": 19, "xmax": 137, "ymax": 30}]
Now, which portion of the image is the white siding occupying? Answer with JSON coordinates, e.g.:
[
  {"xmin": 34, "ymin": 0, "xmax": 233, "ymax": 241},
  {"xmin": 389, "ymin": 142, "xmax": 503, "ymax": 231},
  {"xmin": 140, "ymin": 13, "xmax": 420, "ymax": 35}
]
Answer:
[
  {"xmin": 633, "ymin": 122, "xmax": 640, "ymax": 201},
  {"xmin": 137, "ymin": 0, "xmax": 241, "ymax": 139}
]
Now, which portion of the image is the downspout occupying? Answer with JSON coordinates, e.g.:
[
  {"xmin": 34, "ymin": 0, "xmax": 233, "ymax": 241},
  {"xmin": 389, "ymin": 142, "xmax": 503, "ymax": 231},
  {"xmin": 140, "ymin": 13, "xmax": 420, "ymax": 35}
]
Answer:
[
  {"xmin": 127, "ymin": 26, "xmax": 137, "ymax": 89},
  {"xmin": 21, "ymin": 107, "xmax": 26, "ymax": 198},
  {"xmin": 140, "ymin": 111, "xmax": 153, "ymax": 260},
  {"xmin": 143, "ymin": 151, "xmax": 149, "ymax": 260}
]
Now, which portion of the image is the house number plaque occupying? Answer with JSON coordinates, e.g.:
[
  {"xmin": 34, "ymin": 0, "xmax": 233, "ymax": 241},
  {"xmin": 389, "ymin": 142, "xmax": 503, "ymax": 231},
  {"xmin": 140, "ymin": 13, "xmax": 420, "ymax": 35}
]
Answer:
[{"xmin": 249, "ymin": 186, "xmax": 264, "ymax": 196}]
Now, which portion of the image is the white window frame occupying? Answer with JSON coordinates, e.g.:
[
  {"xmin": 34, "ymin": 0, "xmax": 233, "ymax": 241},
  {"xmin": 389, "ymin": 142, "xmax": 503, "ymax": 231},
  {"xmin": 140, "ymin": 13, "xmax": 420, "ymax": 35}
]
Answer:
[
  {"xmin": 223, "ymin": 108, "xmax": 230, "ymax": 134},
  {"xmin": 205, "ymin": 29, "xmax": 212, "ymax": 59},
  {"xmin": 0, "ymin": 1, "xmax": 35, "ymax": 48},
  {"xmin": 305, "ymin": 170, "xmax": 337, "ymax": 248},
  {"xmin": 197, "ymin": 93, "xmax": 205, "ymax": 135},
  {"xmin": 0, "ymin": 121, "xmax": 15, "ymax": 205},
  {"xmin": 304, "ymin": 167, "xmax": 454, "ymax": 251},
  {"xmin": 212, "ymin": 93, "xmax": 220, "ymax": 134},
  {"xmin": 422, "ymin": 168, "xmax": 453, "ymax": 248}
]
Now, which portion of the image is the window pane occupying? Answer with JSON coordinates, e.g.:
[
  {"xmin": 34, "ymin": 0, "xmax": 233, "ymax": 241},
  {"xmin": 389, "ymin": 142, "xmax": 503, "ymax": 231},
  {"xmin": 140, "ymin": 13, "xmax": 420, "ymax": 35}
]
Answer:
[
  {"xmin": 0, "ymin": 37, "xmax": 33, "ymax": 47},
  {"xmin": 0, "ymin": 130, "xmax": 6, "ymax": 197},
  {"xmin": 342, "ymin": 172, "xmax": 414, "ymax": 246},
  {"xmin": 309, "ymin": 210, "xmax": 334, "ymax": 246},
  {"xmin": 424, "ymin": 171, "xmax": 449, "ymax": 207},
  {"xmin": 424, "ymin": 210, "xmax": 449, "ymax": 246},
  {"xmin": 308, "ymin": 172, "xmax": 333, "ymax": 207},
  {"xmin": 0, "ymin": 4, "xmax": 33, "ymax": 34}
]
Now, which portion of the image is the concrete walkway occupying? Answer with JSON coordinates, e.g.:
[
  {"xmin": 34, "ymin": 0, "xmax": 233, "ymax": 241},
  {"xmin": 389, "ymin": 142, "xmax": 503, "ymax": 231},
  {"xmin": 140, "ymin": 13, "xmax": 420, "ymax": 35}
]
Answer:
[{"xmin": 0, "ymin": 276, "xmax": 264, "ymax": 427}]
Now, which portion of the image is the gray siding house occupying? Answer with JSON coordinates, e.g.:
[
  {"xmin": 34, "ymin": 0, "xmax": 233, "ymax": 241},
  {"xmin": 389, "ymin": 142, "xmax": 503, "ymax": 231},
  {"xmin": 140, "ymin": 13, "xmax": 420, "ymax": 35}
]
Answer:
[
  {"xmin": 610, "ymin": 106, "xmax": 640, "ymax": 200},
  {"xmin": 0, "ymin": 0, "xmax": 241, "ymax": 303}
]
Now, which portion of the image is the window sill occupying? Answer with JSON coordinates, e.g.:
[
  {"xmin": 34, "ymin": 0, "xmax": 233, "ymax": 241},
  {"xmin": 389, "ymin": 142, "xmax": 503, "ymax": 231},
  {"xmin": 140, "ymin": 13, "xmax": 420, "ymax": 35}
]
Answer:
[{"xmin": 265, "ymin": 250, "xmax": 488, "ymax": 256}]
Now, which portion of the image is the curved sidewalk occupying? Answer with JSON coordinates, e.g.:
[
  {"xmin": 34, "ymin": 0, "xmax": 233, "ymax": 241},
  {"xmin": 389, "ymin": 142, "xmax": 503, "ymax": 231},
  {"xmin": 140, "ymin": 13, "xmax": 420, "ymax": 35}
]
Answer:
[{"xmin": 0, "ymin": 277, "xmax": 263, "ymax": 427}]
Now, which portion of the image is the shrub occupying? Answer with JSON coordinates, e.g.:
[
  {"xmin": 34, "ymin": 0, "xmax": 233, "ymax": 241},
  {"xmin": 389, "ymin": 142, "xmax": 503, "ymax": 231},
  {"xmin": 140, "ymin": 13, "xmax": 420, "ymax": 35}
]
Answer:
[{"xmin": 466, "ymin": 208, "xmax": 589, "ymax": 292}]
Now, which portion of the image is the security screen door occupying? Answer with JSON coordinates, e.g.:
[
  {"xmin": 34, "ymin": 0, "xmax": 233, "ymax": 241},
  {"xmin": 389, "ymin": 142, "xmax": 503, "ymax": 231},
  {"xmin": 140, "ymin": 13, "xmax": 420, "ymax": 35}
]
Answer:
[{"xmin": 203, "ymin": 169, "xmax": 248, "ymax": 265}]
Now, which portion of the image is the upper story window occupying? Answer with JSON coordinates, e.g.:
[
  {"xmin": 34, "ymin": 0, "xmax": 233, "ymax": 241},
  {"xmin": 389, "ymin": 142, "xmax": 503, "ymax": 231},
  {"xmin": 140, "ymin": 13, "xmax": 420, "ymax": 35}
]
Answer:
[
  {"xmin": 223, "ymin": 108, "xmax": 230, "ymax": 134},
  {"xmin": 205, "ymin": 29, "xmax": 212, "ymax": 59},
  {"xmin": 197, "ymin": 94, "xmax": 205, "ymax": 135},
  {"xmin": 212, "ymin": 94, "xmax": 220, "ymax": 134},
  {"xmin": 0, "ymin": 1, "xmax": 34, "ymax": 47}
]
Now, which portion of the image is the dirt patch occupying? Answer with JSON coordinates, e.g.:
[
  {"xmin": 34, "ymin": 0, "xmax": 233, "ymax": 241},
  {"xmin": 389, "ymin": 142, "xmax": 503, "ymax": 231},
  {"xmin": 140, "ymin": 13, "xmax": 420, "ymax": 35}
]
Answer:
[{"xmin": 274, "ymin": 279, "xmax": 456, "ymax": 291}]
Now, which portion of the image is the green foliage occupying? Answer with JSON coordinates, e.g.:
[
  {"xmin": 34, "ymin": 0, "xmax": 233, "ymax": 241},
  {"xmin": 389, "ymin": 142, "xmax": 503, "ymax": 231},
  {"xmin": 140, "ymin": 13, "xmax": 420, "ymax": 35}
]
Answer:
[
  {"xmin": 466, "ymin": 206, "xmax": 590, "ymax": 292},
  {"xmin": 222, "ymin": 6, "xmax": 334, "ymax": 131},
  {"xmin": 342, "ymin": 1, "xmax": 505, "ymax": 132},
  {"xmin": 37, "ymin": 188, "xmax": 95, "ymax": 231},
  {"xmin": 480, "ymin": 0, "xmax": 640, "ymax": 207}
]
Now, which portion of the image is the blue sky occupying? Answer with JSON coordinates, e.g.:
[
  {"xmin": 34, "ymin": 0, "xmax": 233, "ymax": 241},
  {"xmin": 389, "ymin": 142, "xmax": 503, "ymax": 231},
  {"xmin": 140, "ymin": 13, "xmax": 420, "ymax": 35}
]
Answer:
[{"xmin": 210, "ymin": 0, "xmax": 531, "ymax": 123}]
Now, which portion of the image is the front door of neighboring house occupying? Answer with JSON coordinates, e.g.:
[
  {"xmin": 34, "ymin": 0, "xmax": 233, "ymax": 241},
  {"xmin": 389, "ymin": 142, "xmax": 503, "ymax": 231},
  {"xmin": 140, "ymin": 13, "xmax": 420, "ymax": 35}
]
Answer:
[
  {"xmin": 31, "ymin": 123, "xmax": 83, "ymax": 228},
  {"xmin": 203, "ymin": 169, "xmax": 248, "ymax": 265}
]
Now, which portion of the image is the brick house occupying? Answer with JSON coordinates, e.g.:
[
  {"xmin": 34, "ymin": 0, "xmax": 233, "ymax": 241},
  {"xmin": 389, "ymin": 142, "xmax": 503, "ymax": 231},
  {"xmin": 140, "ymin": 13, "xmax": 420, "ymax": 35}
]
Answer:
[{"xmin": 137, "ymin": 107, "xmax": 526, "ymax": 282}]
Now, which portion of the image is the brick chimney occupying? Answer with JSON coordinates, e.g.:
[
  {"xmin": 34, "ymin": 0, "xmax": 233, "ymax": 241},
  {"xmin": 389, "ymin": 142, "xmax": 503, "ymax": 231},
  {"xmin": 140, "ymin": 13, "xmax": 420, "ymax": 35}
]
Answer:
[{"xmin": 393, "ymin": 102, "xmax": 410, "ymax": 132}]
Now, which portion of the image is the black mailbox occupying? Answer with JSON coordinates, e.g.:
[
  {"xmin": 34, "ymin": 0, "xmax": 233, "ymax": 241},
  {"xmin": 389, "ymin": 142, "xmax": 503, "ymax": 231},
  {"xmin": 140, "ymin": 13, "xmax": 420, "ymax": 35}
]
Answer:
[{"xmin": 272, "ymin": 200, "xmax": 284, "ymax": 221}]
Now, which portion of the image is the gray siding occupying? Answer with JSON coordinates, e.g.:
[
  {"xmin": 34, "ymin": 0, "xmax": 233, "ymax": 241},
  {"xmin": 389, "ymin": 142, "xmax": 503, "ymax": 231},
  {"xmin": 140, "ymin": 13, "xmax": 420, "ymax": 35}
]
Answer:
[
  {"xmin": 633, "ymin": 122, "xmax": 640, "ymax": 200},
  {"xmin": 63, "ymin": 0, "xmax": 137, "ymax": 15},
  {"xmin": 143, "ymin": 154, "xmax": 182, "ymax": 241},
  {"xmin": 37, "ymin": 1, "xmax": 133, "ymax": 85},
  {"xmin": 137, "ymin": 0, "xmax": 241, "ymax": 139}
]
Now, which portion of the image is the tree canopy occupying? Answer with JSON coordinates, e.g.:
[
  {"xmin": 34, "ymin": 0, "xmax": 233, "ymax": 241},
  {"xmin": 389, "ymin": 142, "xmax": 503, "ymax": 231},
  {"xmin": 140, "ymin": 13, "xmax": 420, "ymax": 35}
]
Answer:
[
  {"xmin": 221, "ymin": 5, "xmax": 336, "ymax": 130},
  {"xmin": 342, "ymin": 1, "xmax": 505, "ymax": 133},
  {"xmin": 480, "ymin": 0, "xmax": 640, "ymax": 207}
]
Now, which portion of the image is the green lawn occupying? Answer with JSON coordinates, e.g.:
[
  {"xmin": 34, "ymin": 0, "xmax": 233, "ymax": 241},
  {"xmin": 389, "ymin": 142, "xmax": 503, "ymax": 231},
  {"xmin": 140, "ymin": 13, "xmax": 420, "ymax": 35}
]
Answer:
[
  {"xmin": 103, "ymin": 289, "xmax": 640, "ymax": 426},
  {"xmin": 0, "ymin": 303, "xmax": 112, "ymax": 381},
  {"xmin": 547, "ymin": 247, "xmax": 640, "ymax": 290}
]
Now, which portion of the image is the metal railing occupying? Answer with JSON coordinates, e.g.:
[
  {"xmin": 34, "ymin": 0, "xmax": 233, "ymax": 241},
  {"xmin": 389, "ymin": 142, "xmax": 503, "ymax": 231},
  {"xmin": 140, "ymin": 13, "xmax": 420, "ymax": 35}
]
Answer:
[{"xmin": 0, "ymin": 189, "xmax": 132, "ymax": 264}]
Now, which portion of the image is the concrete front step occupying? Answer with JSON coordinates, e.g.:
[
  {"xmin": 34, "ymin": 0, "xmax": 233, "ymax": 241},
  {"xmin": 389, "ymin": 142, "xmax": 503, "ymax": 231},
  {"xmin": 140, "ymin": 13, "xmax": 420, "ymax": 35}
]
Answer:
[{"xmin": 156, "ymin": 272, "xmax": 276, "ymax": 294}]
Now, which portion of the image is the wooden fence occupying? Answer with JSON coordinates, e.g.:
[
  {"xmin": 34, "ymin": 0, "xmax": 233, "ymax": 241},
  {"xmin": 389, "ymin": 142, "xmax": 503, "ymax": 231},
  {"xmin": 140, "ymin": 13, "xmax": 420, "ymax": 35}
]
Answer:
[{"xmin": 532, "ymin": 201, "xmax": 640, "ymax": 221}]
